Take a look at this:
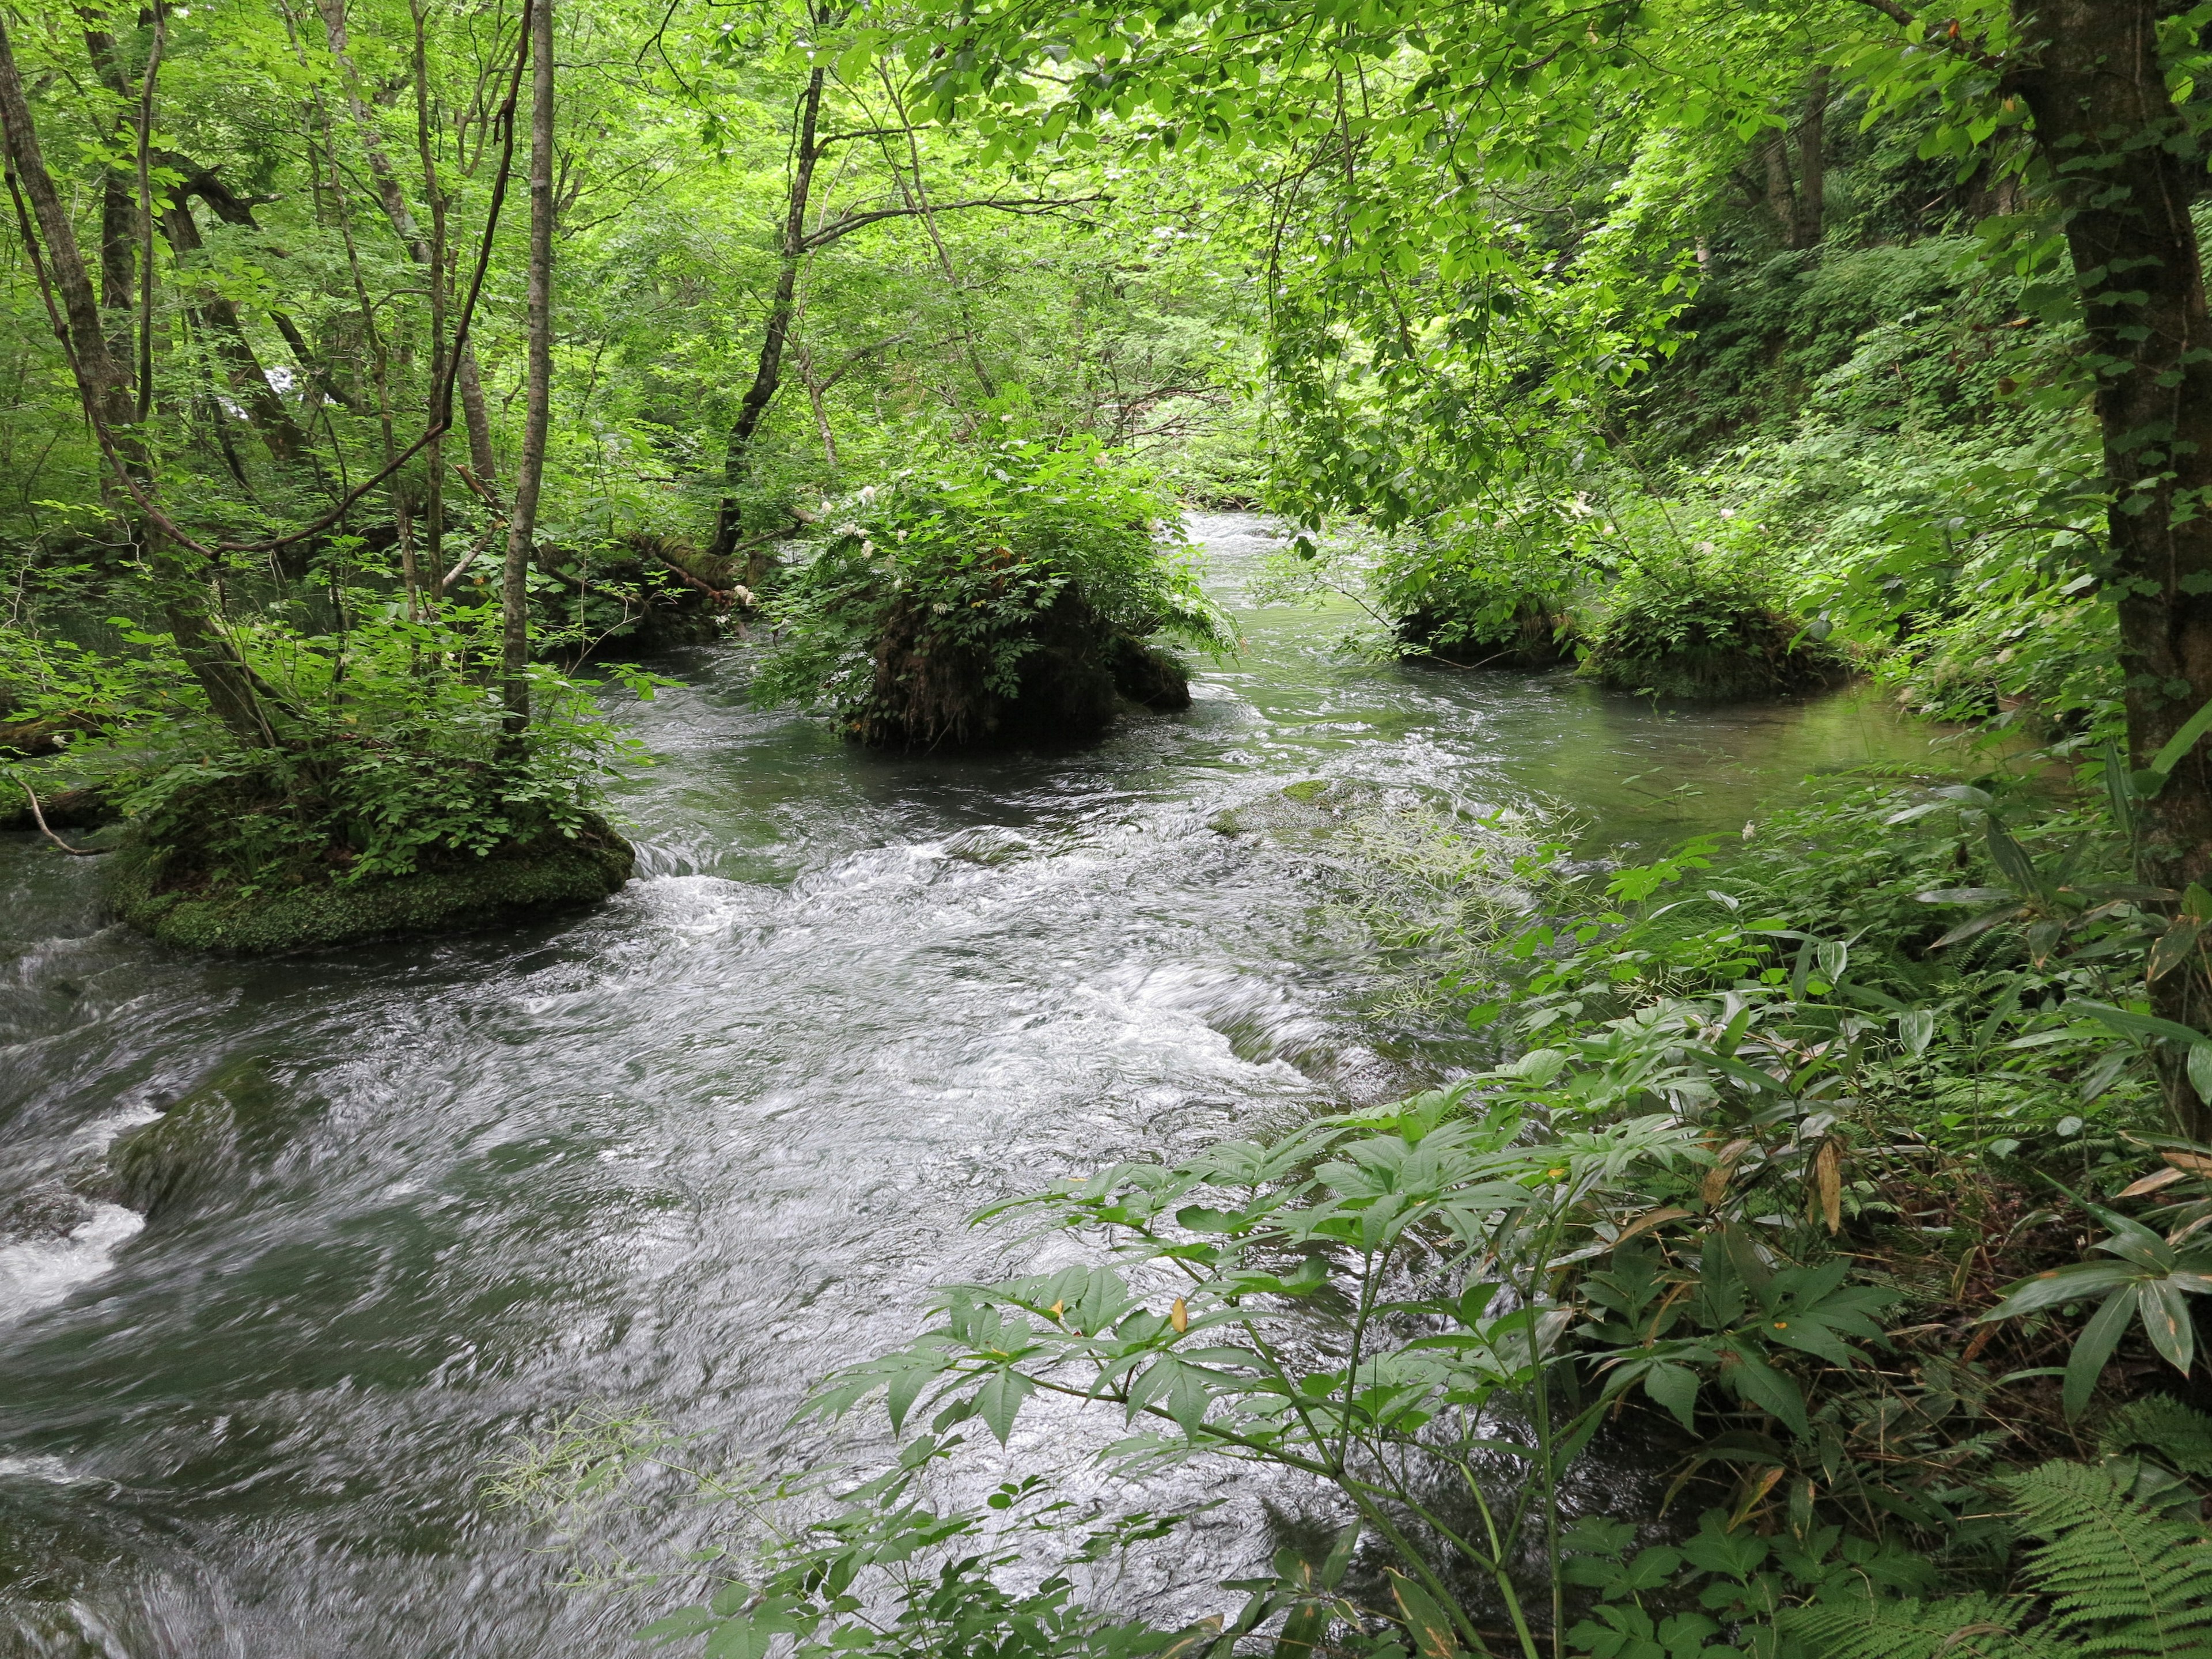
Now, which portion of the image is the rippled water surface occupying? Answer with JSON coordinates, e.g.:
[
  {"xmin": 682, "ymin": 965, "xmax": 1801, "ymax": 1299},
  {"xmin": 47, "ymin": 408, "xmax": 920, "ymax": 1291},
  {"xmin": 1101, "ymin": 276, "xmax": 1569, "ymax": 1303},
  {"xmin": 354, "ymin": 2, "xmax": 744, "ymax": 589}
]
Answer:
[{"xmin": 0, "ymin": 516, "xmax": 1953, "ymax": 1655}]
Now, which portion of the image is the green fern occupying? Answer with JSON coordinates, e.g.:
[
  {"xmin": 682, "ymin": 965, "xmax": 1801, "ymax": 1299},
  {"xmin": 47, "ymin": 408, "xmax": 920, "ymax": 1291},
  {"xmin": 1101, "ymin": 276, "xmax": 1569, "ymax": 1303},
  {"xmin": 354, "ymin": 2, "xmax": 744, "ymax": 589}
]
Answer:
[
  {"xmin": 1778, "ymin": 1591, "xmax": 2062, "ymax": 1658},
  {"xmin": 2099, "ymin": 1398, "xmax": 2212, "ymax": 1480},
  {"xmin": 2005, "ymin": 1460, "xmax": 2212, "ymax": 1657}
]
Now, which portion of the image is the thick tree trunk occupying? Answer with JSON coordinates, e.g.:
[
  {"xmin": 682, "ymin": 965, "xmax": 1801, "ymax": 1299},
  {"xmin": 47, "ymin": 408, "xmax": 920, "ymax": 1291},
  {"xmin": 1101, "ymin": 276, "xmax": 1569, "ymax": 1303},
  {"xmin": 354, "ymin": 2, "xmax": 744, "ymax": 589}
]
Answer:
[
  {"xmin": 2013, "ymin": 0, "xmax": 2212, "ymax": 1135},
  {"xmin": 1794, "ymin": 67, "xmax": 1828, "ymax": 251},
  {"xmin": 0, "ymin": 15, "xmax": 269, "ymax": 744},
  {"xmin": 501, "ymin": 0, "xmax": 555, "ymax": 737},
  {"xmin": 707, "ymin": 65, "xmax": 824, "ymax": 565},
  {"xmin": 1759, "ymin": 129, "xmax": 1797, "ymax": 247}
]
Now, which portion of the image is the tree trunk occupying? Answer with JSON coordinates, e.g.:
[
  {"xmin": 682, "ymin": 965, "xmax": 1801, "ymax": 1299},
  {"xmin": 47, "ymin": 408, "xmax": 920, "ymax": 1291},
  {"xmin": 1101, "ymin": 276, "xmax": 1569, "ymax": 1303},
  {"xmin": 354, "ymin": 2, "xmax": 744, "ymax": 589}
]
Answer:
[
  {"xmin": 1759, "ymin": 128, "xmax": 1797, "ymax": 247},
  {"xmin": 707, "ymin": 65, "xmax": 824, "ymax": 564},
  {"xmin": 1794, "ymin": 67, "xmax": 1828, "ymax": 251},
  {"xmin": 316, "ymin": 0, "xmax": 501, "ymax": 499},
  {"xmin": 2013, "ymin": 0, "xmax": 2212, "ymax": 1135},
  {"xmin": 0, "ymin": 14, "xmax": 269, "ymax": 744},
  {"xmin": 501, "ymin": 0, "xmax": 555, "ymax": 737},
  {"xmin": 81, "ymin": 20, "xmax": 139, "ymax": 388}
]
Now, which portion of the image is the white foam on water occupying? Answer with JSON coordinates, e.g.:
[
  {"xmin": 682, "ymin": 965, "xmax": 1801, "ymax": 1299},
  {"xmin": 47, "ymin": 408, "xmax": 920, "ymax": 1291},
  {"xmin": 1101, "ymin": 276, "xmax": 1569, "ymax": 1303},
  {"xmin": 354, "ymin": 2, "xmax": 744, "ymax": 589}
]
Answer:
[
  {"xmin": 0, "ymin": 1452, "xmax": 77, "ymax": 1482},
  {"xmin": 0, "ymin": 1200, "xmax": 143, "ymax": 1325}
]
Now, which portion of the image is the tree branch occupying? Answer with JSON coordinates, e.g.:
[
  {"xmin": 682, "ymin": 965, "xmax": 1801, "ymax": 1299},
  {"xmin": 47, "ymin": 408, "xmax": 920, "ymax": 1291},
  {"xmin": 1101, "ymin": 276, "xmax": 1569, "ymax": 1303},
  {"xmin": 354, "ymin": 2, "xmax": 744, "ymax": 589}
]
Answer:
[{"xmin": 800, "ymin": 193, "xmax": 1104, "ymax": 252}]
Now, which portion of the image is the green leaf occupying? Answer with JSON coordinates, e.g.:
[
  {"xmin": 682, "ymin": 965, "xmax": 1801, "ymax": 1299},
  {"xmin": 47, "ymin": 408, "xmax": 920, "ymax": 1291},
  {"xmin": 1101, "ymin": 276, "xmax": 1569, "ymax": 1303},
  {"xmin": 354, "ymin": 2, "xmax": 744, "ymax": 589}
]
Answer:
[
  {"xmin": 1389, "ymin": 1571, "xmax": 1463, "ymax": 1659},
  {"xmin": 2074, "ymin": 1001, "xmax": 2211, "ymax": 1050},
  {"xmin": 1986, "ymin": 1260, "xmax": 2144, "ymax": 1317},
  {"xmin": 637, "ymin": 1608, "xmax": 721, "ymax": 1643},
  {"xmin": 1724, "ymin": 1349, "xmax": 1808, "ymax": 1437},
  {"xmin": 1321, "ymin": 1520, "xmax": 1361, "ymax": 1589},
  {"xmin": 974, "ymin": 1369, "xmax": 1036, "ymax": 1445},
  {"xmin": 2149, "ymin": 695, "xmax": 2212, "ymax": 775},
  {"xmin": 2195, "ymin": 1044, "xmax": 2212, "ymax": 1104},
  {"xmin": 2063, "ymin": 1290, "xmax": 2137, "ymax": 1421},
  {"xmin": 2150, "ymin": 917, "xmax": 2205, "ymax": 981},
  {"xmin": 2137, "ymin": 1281, "xmax": 2197, "ymax": 1374},
  {"xmin": 1643, "ymin": 1361, "xmax": 1699, "ymax": 1430}
]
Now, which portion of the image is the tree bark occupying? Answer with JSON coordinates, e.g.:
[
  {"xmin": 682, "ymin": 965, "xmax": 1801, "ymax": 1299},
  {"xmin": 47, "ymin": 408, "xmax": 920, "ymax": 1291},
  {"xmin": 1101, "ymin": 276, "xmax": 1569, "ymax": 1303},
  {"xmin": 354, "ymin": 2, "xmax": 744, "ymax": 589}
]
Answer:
[
  {"xmin": 707, "ymin": 65, "xmax": 824, "ymax": 565},
  {"xmin": 80, "ymin": 18, "xmax": 138, "ymax": 387},
  {"xmin": 1794, "ymin": 67, "xmax": 1828, "ymax": 251},
  {"xmin": 1759, "ymin": 128, "xmax": 1797, "ymax": 247},
  {"xmin": 2012, "ymin": 0, "xmax": 2212, "ymax": 1134},
  {"xmin": 0, "ymin": 14, "xmax": 268, "ymax": 745},
  {"xmin": 501, "ymin": 0, "xmax": 554, "ymax": 737}
]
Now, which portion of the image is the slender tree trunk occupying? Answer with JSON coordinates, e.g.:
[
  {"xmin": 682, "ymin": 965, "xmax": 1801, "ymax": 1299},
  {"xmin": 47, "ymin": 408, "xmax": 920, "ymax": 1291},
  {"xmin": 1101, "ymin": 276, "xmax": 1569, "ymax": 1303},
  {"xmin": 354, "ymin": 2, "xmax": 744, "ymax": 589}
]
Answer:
[
  {"xmin": 707, "ymin": 65, "xmax": 823, "ymax": 564},
  {"xmin": 412, "ymin": 0, "xmax": 446, "ymax": 595},
  {"xmin": 0, "ymin": 14, "xmax": 268, "ymax": 744},
  {"xmin": 1794, "ymin": 67, "xmax": 1828, "ymax": 251},
  {"xmin": 81, "ymin": 21, "xmax": 139, "ymax": 388},
  {"xmin": 315, "ymin": 0, "xmax": 500, "ymax": 499},
  {"xmin": 2013, "ymin": 0, "xmax": 2212, "ymax": 1135},
  {"xmin": 795, "ymin": 340, "xmax": 838, "ymax": 470},
  {"xmin": 501, "ymin": 0, "xmax": 554, "ymax": 737}
]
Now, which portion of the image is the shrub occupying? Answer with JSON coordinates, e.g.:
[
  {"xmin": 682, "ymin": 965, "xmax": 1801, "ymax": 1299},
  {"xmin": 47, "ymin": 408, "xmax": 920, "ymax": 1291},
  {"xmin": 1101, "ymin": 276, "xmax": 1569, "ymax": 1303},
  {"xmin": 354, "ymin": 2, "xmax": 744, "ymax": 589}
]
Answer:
[
  {"xmin": 1376, "ymin": 516, "xmax": 1583, "ymax": 669},
  {"xmin": 1584, "ymin": 552, "xmax": 1840, "ymax": 699},
  {"xmin": 750, "ymin": 437, "xmax": 1230, "ymax": 748}
]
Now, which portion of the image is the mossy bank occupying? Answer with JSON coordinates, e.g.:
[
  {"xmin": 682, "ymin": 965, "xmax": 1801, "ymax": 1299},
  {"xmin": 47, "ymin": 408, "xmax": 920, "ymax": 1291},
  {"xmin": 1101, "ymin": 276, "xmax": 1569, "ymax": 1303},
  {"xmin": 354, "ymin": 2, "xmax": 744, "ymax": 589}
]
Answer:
[{"xmin": 107, "ymin": 816, "xmax": 634, "ymax": 955}]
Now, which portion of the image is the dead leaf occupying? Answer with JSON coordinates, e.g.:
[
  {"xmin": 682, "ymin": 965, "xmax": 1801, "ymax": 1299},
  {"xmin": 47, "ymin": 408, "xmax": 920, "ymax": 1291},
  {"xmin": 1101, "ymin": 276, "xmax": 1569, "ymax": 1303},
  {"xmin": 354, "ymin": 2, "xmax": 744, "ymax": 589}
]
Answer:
[{"xmin": 1813, "ymin": 1140, "xmax": 1843, "ymax": 1234}]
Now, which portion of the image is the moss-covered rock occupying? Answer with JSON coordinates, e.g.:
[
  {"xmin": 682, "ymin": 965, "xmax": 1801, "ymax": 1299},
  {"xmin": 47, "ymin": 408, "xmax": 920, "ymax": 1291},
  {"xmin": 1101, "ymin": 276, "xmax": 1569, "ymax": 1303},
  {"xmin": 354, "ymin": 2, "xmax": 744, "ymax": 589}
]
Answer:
[
  {"xmin": 1582, "ymin": 595, "xmax": 1843, "ymax": 700},
  {"xmin": 105, "ymin": 1057, "xmax": 293, "ymax": 1218},
  {"xmin": 1399, "ymin": 597, "xmax": 1575, "ymax": 670},
  {"xmin": 848, "ymin": 585, "xmax": 1190, "ymax": 748},
  {"xmin": 1108, "ymin": 636, "xmax": 1193, "ymax": 710},
  {"xmin": 108, "ymin": 815, "xmax": 634, "ymax": 955}
]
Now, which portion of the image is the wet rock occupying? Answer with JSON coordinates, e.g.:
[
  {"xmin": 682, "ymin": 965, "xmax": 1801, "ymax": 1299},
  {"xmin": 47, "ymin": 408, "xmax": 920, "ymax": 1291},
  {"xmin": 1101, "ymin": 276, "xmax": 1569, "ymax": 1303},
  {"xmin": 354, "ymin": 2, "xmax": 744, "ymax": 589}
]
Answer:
[
  {"xmin": 105, "ymin": 1058, "xmax": 291, "ymax": 1220},
  {"xmin": 0, "ymin": 1185, "xmax": 95, "ymax": 1243},
  {"xmin": 1109, "ymin": 637, "xmax": 1192, "ymax": 710}
]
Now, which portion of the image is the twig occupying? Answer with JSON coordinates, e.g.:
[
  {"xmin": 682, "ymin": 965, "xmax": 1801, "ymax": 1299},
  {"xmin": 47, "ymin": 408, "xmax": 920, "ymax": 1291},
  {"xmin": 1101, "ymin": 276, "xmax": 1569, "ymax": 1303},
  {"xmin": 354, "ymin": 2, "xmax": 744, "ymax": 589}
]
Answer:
[{"xmin": 14, "ymin": 778, "xmax": 105, "ymax": 855}]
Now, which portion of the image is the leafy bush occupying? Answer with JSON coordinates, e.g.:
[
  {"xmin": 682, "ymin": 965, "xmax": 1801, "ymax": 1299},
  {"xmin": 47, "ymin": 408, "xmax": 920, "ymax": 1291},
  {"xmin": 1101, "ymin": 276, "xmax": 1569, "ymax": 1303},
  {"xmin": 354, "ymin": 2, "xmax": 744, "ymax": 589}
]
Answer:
[
  {"xmin": 751, "ymin": 437, "xmax": 1230, "ymax": 748},
  {"xmin": 7, "ymin": 557, "xmax": 652, "ymax": 945},
  {"xmin": 1581, "ymin": 536, "xmax": 1839, "ymax": 700},
  {"xmin": 1373, "ymin": 511, "xmax": 1586, "ymax": 669}
]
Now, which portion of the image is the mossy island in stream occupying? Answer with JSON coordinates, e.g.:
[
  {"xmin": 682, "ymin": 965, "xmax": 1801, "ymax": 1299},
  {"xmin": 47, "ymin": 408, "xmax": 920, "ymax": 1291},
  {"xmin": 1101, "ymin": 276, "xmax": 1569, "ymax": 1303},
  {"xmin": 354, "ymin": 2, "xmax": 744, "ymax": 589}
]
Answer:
[
  {"xmin": 1578, "ymin": 562, "xmax": 1844, "ymax": 700},
  {"xmin": 5, "ymin": 643, "xmax": 643, "ymax": 955},
  {"xmin": 747, "ymin": 433, "xmax": 1230, "ymax": 749},
  {"xmin": 99, "ymin": 728, "xmax": 634, "ymax": 955},
  {"xmin": 1361, "ymin": 508, "xmax": 1840, "ymax": 698}
]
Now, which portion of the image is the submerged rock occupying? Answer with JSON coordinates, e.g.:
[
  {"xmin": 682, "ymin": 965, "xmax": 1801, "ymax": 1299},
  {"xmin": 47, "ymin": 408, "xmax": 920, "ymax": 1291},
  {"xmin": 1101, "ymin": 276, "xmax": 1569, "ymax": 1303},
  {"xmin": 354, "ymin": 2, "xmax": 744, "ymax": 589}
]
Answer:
[
  {"xmin": 108, "ymin": 814, "xmax": 635, "ymax": 956},
  {"xmin": 104, "ymin": 1058, "xmax": 292, "ymax": 1220}
]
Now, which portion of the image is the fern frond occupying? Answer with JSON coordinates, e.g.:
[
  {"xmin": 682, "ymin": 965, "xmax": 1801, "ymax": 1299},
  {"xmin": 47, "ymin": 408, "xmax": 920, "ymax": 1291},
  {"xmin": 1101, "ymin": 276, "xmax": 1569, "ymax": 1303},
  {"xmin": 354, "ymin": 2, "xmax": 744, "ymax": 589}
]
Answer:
[
  {"xmin": 2099, "ymin": 1397, "xmax": 2212, "ymax": 1479},
  {"xmin": 1777, "ymin": 1591, "xmax": 2060, "ymax": 1659},
  {"xmin": 2008, "ymin": 1460, "xmax": 2212, "ymax": 1657}
]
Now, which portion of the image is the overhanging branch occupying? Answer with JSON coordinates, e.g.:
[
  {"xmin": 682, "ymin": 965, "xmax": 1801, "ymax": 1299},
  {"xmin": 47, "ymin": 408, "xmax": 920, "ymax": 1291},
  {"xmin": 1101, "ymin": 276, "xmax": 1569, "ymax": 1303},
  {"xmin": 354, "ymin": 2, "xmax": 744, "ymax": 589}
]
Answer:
[{"xmin": 800, "ymin": 192, "xmax": 1105, "ymax": 252}]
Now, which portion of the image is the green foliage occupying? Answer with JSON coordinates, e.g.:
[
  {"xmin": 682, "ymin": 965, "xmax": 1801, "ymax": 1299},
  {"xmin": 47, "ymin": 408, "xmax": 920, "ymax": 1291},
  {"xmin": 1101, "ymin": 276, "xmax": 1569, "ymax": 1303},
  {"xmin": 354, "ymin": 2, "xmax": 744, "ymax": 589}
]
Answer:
[{"xmin": 752, "ymin": 433, "xmax": 1228, "ymax": 747}]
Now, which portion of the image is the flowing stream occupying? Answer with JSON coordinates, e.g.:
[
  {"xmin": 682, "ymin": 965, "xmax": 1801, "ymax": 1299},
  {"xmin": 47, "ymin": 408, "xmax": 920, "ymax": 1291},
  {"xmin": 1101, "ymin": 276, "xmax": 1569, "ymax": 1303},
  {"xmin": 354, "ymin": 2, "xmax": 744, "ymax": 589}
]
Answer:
[{"xmin": 0, "ymin": 514, "xmax": 1951, "ymax": 1657}]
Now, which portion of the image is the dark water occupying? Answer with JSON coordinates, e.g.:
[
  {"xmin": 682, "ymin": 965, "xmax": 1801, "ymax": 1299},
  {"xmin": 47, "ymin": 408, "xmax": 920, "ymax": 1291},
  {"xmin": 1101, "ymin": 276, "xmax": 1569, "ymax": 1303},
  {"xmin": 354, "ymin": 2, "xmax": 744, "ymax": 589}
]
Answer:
[{"xmin": 0, "ymin": 515, "xmax": 1953, "ymax": 1656}]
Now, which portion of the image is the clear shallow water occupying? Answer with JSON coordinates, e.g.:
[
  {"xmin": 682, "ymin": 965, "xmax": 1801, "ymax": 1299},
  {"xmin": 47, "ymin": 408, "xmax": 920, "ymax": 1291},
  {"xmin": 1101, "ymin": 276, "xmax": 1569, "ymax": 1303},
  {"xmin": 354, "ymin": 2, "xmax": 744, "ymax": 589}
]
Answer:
[{"xmin": 0, "ymin": 515, "xmax": 1955, "ymax": 1656}]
